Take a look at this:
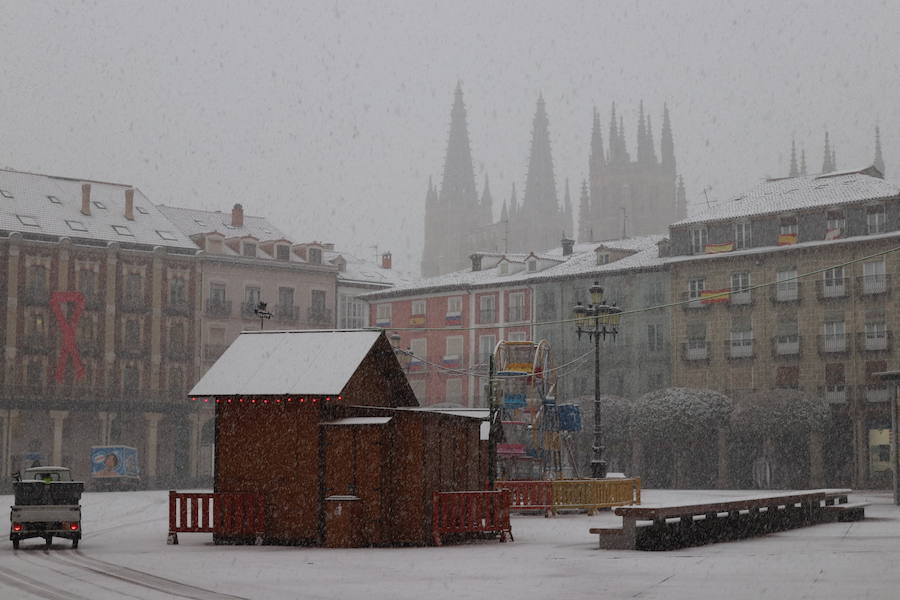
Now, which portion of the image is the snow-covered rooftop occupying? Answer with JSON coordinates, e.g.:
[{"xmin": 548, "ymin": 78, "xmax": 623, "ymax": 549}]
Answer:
[
  {"xmin": 0, "ymin": 168, "xmax": 197, "ymax": 250},
  {"xmin": 362, "ymin": 235, "xmax": 666, "ymax": 299},
  {"xmin": 190, "ymin": 329, "xmax": 383, "ymax": 396},
  {"xmin": 674, "ymin": 166, "xmax": 900, "ymax": 227},
  {"xmin": 328, "ymin": 250, "xmax": 412, "ymax": 288},
  {"xmin": 157, "ymin": 204, "xmax": 289, "ymax": 243}
]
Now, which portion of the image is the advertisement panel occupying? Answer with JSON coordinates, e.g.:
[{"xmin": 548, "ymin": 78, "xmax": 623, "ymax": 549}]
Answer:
[{"xmin": 90, "ymin": 446, "xmax": 139, "ymax": 479}]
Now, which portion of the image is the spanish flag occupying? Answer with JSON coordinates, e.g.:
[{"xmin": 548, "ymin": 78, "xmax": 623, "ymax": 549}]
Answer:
[
  {"xmin": 409, "ymin": 315, "xmax": 426, "ymax": 326},
  {"xmin": 778, "ymin": 233, "xmax": 798, "ymax": 246},
  {"xmin": 700, "ymin": 289, "xmax": 731, "ymax": 304},
  {"xmin": 704, "ymin": 241, "xmax": 735, "ymax": 254}
]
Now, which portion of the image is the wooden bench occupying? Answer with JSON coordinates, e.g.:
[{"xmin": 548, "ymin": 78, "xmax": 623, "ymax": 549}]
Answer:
[{"xmin": 591, "ymin": 489, "xmax": 859, "ymax": 551}]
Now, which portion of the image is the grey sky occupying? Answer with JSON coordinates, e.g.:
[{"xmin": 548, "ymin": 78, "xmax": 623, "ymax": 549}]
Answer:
[{"xmin": 2, "ymin": 1, "xmax": 898, "ymax": 273}]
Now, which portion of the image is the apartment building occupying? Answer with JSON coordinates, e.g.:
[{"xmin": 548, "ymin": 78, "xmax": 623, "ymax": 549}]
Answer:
[
  {"xmin": 667, "ymin": 166, "xmax": 900, "ymax": 487},
  {"xmin": 0, "ymin": 168, "xmax": 206, "ymax": 486}
]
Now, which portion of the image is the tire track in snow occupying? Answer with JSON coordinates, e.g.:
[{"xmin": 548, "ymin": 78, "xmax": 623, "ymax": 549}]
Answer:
[
  {"xmin": 14, "ymin": 549, "xmax": 151, "ymax": 600},
  {"xmin": 0, "ymin": 563, "xmax": 92, "ymax": 600}
]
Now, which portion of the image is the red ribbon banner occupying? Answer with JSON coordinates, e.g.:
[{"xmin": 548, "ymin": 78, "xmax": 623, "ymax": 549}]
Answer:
[{"xmin": 50, "ymin": 291, "xmax": 86, "ymax": 383}]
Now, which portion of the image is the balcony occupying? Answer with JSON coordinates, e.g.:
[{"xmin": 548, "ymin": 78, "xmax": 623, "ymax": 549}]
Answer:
[
  {"xmin": 679, "ymin": 292, "xmax": 708, "ymax": 310},
  {"xmin": 21, "ymin": 333, "xmax": 52, "ymax": 355},
  {"xmin": 274, "ymin": 304, "xmax": 300, "ymax": 324},
  {"xmin": 307, "ymin": 306, "xmax": 334, "ymax": 327},
  {"xmin": 820, "ymin": 385, "xmax": 848, "ymax": 405},
  {"xmin": 772, "ymin": 335, "xmax": 801, "ymax": 357},
  {"xmin": 22, "ymin": 288, "xmax": 49, "ymax": 306},
  {"xmin": 121, "ymin": 294, "xmax": 150, "ymax": 313},
  {"xmin": 857, "ymin": 274, "xmax": 891, "ymax": 297},
  {"xmin": 164, "ymin": 300, "xmax": 192, "ymax": 317},
  {"xmin": 240, "ymin": 302, "xmax": 260, "ymax": 318},
  {"xmin": 479, "ymin": 310, "xmax": 497, "ymax": 324},
  {"xmin": 725, "ymin": 337, "xmax": 754, "ymax": 359},
  {"xmin": 117, "ymin": 345, "xmax": 149, "ymax": 359},
  {"xmin": 860, "ymin": 384, "xmax": 892, "ymax": 403},
  {"xmin": 815, "ymin": 278, "xmax": 848, "ymax": 300},
  {"xmin": 204, "ymin": 343, "xmax": 227, "ymax": 361},
  {"xmin": 729, "ymin": 290, "xmax": 752, "ymax": 306},
  {"xmin": 770, "ymin": 281, "xmax": 801, "ymax": 304},
  {"xmin": 205, "ymin": 299, "xmax": 232, "ymax": 318},
  {"xmin": 857, "ymin": 331, "xmax": 892, "ymax": 352},
  {"xmin": 817, "ymin": 333, "xmax": 849, "ymax": 355},
  {"xmin": 681, "ymin": 341, "xmax": 709, "ymax": 362}
]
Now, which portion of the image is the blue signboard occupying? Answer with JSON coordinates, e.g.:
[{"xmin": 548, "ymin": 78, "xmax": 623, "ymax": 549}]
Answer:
[{"xmin": 91, "ymin": 446, "xmax": 139, "ymax": 478}]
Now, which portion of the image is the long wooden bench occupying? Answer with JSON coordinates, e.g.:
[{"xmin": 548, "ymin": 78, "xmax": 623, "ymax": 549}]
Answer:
[{"xmin": 590, "ymin": 489, "xmax": 862, "ymax": 551}]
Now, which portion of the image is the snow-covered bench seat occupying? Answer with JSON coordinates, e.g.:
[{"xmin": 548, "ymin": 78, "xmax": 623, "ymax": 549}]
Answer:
[{"xmin": 591, "ymin": 489, "xmax": 858, "ymax": 551}]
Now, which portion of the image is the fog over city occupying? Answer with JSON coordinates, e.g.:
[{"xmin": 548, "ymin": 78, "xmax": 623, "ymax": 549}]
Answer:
[{"xmin": 2, "ymin": 0, "xmax": 899, "ymax": 272}]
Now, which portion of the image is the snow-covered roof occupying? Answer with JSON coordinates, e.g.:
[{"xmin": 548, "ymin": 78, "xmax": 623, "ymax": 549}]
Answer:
[
  {"xmin": 674, "ymin": 166, "xmax": 900, "ymax": 227},
  {"xmin": 189, "ymin": 329, "xmax": 382, "ymax": 396},
  {"xmin": 321, "ymin": 417, "xmax": 392, "ymax": 426},
  {"xmin": 327, "ymin": 250, "xmax": 412, "ymax": 288},
  {"xmin": 362, "ymin": 235, "xmax": 666, "ymax": 300},
  {"xmin": 157, "ymin": 205, "xmax": 288, "ymax": 243},
  {"xmin": 0, "ymin": 168, "xmax": 197, "ymax": 250}
]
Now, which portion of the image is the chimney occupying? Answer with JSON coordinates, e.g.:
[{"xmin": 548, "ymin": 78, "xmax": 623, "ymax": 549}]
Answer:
[
  {"xmin": 561, "ymin": 238, "xmax": 575, "ymax": 256},
  {"xmin": 470, "ymin": 254, "xmax": 482, "ymax": 272},
  {"xmin": 124, "ymin": 188, "xmax": 135, "ymax": 221},
  {"xmin": 381, "ymin": 252, "xmax": 392, "ymax": 269},
  {"xmin": 231, "ymin": 203, "xmax": 244, "ymax": 227},
  {"xmin": 81, "ymin": 183, "xmax": 91, "ymax": 216}
]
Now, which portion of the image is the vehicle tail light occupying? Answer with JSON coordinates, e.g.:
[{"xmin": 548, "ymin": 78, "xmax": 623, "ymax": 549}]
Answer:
[
  {"xmin": 69, "ymin": 522, "xmax": 79, "ymax": 531},
  {"xmin": 12, "ymin": 523, "xmax": 22, "ymax": 532}
]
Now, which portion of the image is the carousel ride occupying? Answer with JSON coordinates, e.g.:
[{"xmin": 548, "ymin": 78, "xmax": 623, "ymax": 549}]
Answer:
[{"xmin": 491, "ymin": 339, "xmax": 582, "ymax": 480}]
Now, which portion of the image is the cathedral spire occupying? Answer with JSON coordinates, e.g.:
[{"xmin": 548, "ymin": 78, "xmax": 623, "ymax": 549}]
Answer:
[
  {"xmin": 577, "ymin": 179, "xmax": 591, "ymax": 242},
  {"xmin": 618, "ymin": 115, "xmax": 629, "ymax": 163},
  {"xmin": 789, "ymin": 139, "xmax": 799, "ymax": 177},
  {"xmin": 589, "ymin": 107, "xmax": 605, "ymax": 176},
  {"xmin": 608, "ymin": 103, "xmax": 619, "ymax": 163},
  {"xmin": 646, "ymin": 114, "xmax": 657, "ymax": 165},
  {"xmin": 509, "ymin": 182, "xmax": 518, "ymax": 220},
  {"xmin": 661, "ymin": 103, "xmax": 675, "ymax": 174},
  {"xmin": 521, "ymin": 94, "xmax": 560, "ymax": 251},
  {"xmin": 480, "ymin": 174, "xmax": 493, "ymax": 224},
  {"xmin": 822, "ymin": 131, "xmax": 835, "ymax": 173},
  {"xmin": 636, "ymin": 100, "xmax": 648, "ymax": 164},
  {"xmin": 800, "ymin": 147, "xmax": 807, "ymax": 175},
  {"xmin": 874, "ymin": 125, "xmax": 885, "ymax": 175},
  {"xmin": 562, "ymin": 178, "xmax": 574, "ymax": 239}
]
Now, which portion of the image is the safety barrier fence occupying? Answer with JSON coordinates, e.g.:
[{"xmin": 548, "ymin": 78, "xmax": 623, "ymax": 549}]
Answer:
[
  {"xmin": 167, "ymin": 490, "xmax": 265, "ymax": 544},
  {"xmin": 496, "ymin": 478, "xmax": 641, "ymax": 515},
  {"xmin": 432, "ymin": 489, "xmax": 513, "ymax": 546}
]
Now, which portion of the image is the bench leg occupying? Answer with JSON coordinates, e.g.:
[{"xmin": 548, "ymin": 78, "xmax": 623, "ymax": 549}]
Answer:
[{"xmin": 167, "ymin": 532, "xmax": 178, "ymax": 545}]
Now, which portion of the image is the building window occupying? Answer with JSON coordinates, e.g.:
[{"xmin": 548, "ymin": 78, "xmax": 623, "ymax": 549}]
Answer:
[
  {"xmin": 527, "ymin": 259, "xmax": 537, "ymax": 272},
  {"xmin": 867, "ymin": 205, "xmax": 886, "ymax": 234},
  {"xmin": 78, "ymin": 269, "xmax": 97, "ymax": 305},
  {"xmin": 242, "ymin": 242, "xmax": 257, "ymax": 257},
  {"xmin": 498, "ymin": 262, "xmax": 509, "ymax": 275},
  {"xmin": 822, "ymin": 316, "xmax": 846, "ymax": 352},
  {"xmin": 776, "ymin": 268, "xmax": 799, "ymax": 301},
  {"xmin": 864, "ymin": 307, "xmax": 888, "ymax": 351},
  {"xmin": 479, "ymin": 335, "xmax": 496, "ymax": 366},
  {"xmin": 730, "ymin": 271, "xmax": 751, "ymax": 304},
  {"xmin": 774, "ymin": 318, "xmax": 800, "ymax": 355},
  {"xmin": 779, "ymin": 216, "xmax": 798, "ymax": 236},
  {"xmin": 338, "ymin": 294, "xmax": 367, "ymax": 329},
  {"xmin": 209, "ymin": 283, "xmax": 226, "ymax": 305},
  {"xmin": 685, "ymin": 321, "xmax": 707, "ymax": 360},
  {"xmin": 169, "ymin": 277, "xmax": 187, "ymax": 306},
  {"xmin": 123, "ymin": 364, "xmax": 140, "ymax": 392},
  {"xmin": 597, "ymin": 253, "xmax": 609, "ymax": 265},
  {"xmin": 276, "ymin": 245, "xmax": 290, "ymax": 261},
  {"xmin": 308, "ymin": 247, "xmax": 322, "ymax": 264},
  {"xmin": 775, "ymin": 366, "xmax": 799, "ymax": 389},
  {"xmin": 445, "ymin": 336, "xmax": 464, "ymax": 360},
  {"xmin": 445, "ymin": 378, "xmax": 463, "ymax": 405},
  {"xmin": 278, "ymin": 287, "xmax": 295, "ymax": 309},
  {"xmin": 169, "ymin": 367, "xmax": 184, "ymax": 392},
  {"xmin": 647, "ymin": 323, "xmax": 663, "ymax": 351},
  {"xmin": 826, "ymin": 209, "xmax": 845, "ymax": 237},
  {"xmin": 412, "ymin": 300, "xmax": 426, "ymax": 316},
  {"xmin": 508, "ymin": 292, "xmax": 526, "ymax": 322},
  {"xmin": 125, "ymin": 319, "xmax": 141, "ymax": 344},
  {"xmin": 447, "ymin": 296, "xmax": 462, "ymax": 315},
  {"xmin": 479, "ymin": 295, "xmax": 496, "ymax": 323},
  {"xmin": 823, "ymin": 267, "xmax": 846, "ymax": 298},
  {"xmin": 376, "ymin": 303, "xmax": 392, "ymax": 325},
  {"xmin": 245, "ymin": 286, "xmax": 261, "ymax": 307},
  {"xmin": 509, "ymin": 331, "xmax": 527, "ymax": 342},
  {"xmin": 862, "ymin": 260, "xmax": 887, "ymax": 295},
  {"xmin": 409, "ymin": 338, "xmax": 427, "ymax": 365},
  {"xmin": 687, "ymin": 277, "xmax": 705, "ymax": 307},
  {"xmin": 824, "ymin": 363, "xmax": 846, "ymax": 403},
  {"xmin": 690, "ymin": 228, "xmax": 707, "ymax": 254},
  {"xmin": 112, "ymin": 225, "xmax": 133, "ymax": 236},
  {"xmin": 734, "ymin": 221, "xmax": 751, "ymax": 249},
  {"xmin": 169, "ymin": 322, "xmax": 185, "ymax": 353},
  {"xmin": 125, "ymin": 272, "xmax": 142, "ymax": 300},
  {"xmin": 729, "ymin": 316, "xmax": 753, "ymax": 358}
]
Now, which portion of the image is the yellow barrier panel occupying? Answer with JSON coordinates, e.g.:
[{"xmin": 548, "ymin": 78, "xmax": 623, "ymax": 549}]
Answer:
[{"xmin": 550, "ymin": 478, "xmax": 641, "ymax": 515}]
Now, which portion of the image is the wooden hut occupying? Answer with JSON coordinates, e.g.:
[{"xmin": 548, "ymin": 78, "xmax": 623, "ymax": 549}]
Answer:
[{"xmin": 189, "ymin": 329, "xmax": 487, "ymax": 546}]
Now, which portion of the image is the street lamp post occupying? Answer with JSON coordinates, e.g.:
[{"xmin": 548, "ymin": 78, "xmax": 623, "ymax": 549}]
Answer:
[{"xmin": 573, "ymin": 281, "xmax": 623, "ymax": 479}]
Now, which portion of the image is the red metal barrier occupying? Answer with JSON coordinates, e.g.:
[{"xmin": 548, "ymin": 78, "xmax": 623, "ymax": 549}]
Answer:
[
  {"xmin": 495, "ymin": 480, "xmax": 553, "ymax": 515},
  {"xmin": 167, "ymin": 490, "xmax": 265, "ymax": 544},
  {"xmin": 431, "ymin": 490, "xmax": 513, "ymax": 546}
]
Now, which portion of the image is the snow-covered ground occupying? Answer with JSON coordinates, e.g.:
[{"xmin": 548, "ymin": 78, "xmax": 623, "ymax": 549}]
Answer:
[{"xmin": 2, "ymin": 489, "xmax": 898, "ymax": 599}]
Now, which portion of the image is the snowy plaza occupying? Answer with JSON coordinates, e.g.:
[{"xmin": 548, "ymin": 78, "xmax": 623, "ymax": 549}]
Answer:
[{"xmin": 2, "ymin": 488, "xmax": 898, "ymax": 600}]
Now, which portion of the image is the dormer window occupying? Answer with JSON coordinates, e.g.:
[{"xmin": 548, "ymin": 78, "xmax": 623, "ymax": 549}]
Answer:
[
  {"xmin": 867, "ymin": 204, "xmax": 885, "ymax": 234},
  {"xmin": 690, "ymin": 228, "xmax": 707, "ymax": 254},
  {"xmin": 17, "ymin": 215, "xmax": 39, "ymax": 227},
  {"xmin": 499, "ymin": 262, "xmax": 509, "ymax": 275},
  {"xmin": 597, "ymin": 253, "xmax": 609, "ymax": 266},
  {"xmin": 47, "ymin": 195, "xmax": 61, "ymax": 204},
  {"xmin": 826, "ymin": 210, "xmax": 845, "ymax": 237},
  {"xmin": 309, "ymin": 247, "xmax": 322, "ymax": 264},
  {"xmin": 243, "ymin": 242, "xmax": 257, "ymax": 257},
  {"xmin": 112, "ymin": 225, "xmax": 133, "ymax": 236},
  {"xmin": 93, "ymin": 201, "xmax": 106, "ymax": 210},
  {"xmin": 276, "ymin": 245, "xmax": 290, "ymax": 261},
  {"xmin": 527, "ymin": 259, "xmax": 537, "ymax": 273}
]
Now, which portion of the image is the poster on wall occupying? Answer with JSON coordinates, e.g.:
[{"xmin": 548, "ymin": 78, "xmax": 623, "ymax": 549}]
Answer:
[{"xmin": 90, "ymin": 446, "xmax": 139, "ymax": 479}]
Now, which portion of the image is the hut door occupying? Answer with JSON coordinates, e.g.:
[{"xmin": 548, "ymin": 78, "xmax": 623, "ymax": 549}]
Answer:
[{"xmin": 322, "ymin": 425, "xmax": 384, "ymax": 545}]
